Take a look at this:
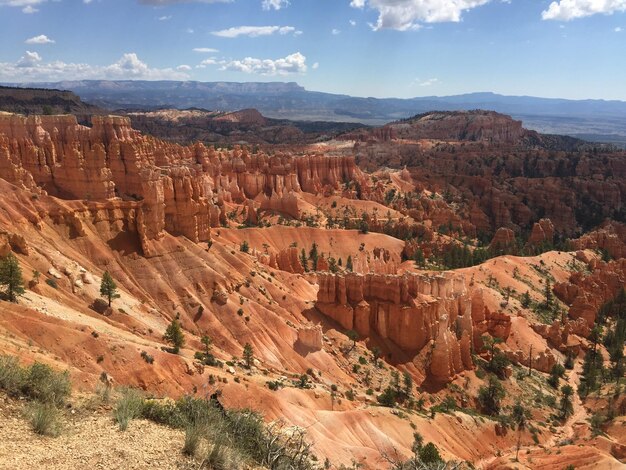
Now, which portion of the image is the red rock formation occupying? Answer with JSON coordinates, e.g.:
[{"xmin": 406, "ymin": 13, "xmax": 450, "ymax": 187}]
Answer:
[
  {"xmin": 554, "ymin": 259, "xmax": 626, "ymax": 327},
  {"xmin": 297, "ymin": 325, "xmax": 323, "ymax": 351},
  {"xmin": 527, "ymin": 218, "xmax": 555, "ymax": 247},
  {"xmin": 531, "ymin": 318, "xmax": 589, "ymax": 353},
  {"xmin": 570, "ymin": 222, "xmax": 626, "ymax": 260},
  {"xmin": 489, "ymin": 227, "xmax": 516, "ymax": 252},
  {"xmin": 0, "ymin": 113, "xmax": 365, "ymax": 257},
  {"xmin": 341, "ymin": 111, "xmax": 527, "ymax": 144},
  {"xmin": 316, "ymin": 272, "xmax": 474, "ymax": 381},
  {"xmin": 470, "ymin": 289, "xmax": 512, "ymax": 348}
]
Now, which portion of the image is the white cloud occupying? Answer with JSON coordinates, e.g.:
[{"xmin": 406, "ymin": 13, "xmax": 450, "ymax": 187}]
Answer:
[
  {"xmin": 158, "ymin": 15, "xmax": 172, "ymax": 20},
  {"xmin": 177, "ymin": 64, "xmax": 192, "ymax": 71},
  {"xmin": 220, "ymin": 52, "xmax": 307, "ymax": 75},
  {"xmin": 0, "ymin": 52, "xmax": 190, "ymax": 81},
  {"xmin": 349, "ymin": 19, "xmax": 357, "ymax": 26},
  {"xmin": 616, "ymin": 26, "xmax": 623, "ymax": 31},
  {"xmin": 261, "ymin": 0, "xmax": 289, "ymax": 10},
  {"xmin": 198, "ymin": 58, "xmax": 218, "ymax": 66},
  {"xmin": 332, "ymin": 28, "xmax": 341, "ymax": 35},
  {"xmin": 25, "ymin": 34, "xmax": 54, "ymax": 44},
  {"xmin": 211, "ymin": 25, "xmax": 301, "ymax": 37},
  {"xmin": 542, "ymin": 0, "xmax": 626, "ymax": 21},
  {"xmin": 193, "ymin": 47, "xmax": 219, "ymax": 52},
  {"xmin": 416, "ymin": 77, "xmax": 439, "ymax": 87},
  {"xmin": 17, "ymin": 51, "xmax": 42, "ymax": 68},
  {"xmin": 350, "ymin": 0, "xmax": 492, "ymax": 30},
  {"xmin": 0, "ymin": 0, "xmax": 45, "ymax": 13},
  {"xmin": 312, "ymin": 62, "xmax": 319, "ymax": 69}
]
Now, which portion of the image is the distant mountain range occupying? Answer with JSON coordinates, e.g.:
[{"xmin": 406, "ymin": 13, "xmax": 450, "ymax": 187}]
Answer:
[{"xmin": 6, "ymin": 80, "xmax": 626, "ymax": 145}]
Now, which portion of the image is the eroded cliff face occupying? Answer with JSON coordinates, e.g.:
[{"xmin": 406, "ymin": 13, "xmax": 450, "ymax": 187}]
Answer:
[
  {"xmin": 342, "ymin": 111, "xmax": 527, "ymax": 144},
  {"xmin": 0, "ymin": 113, "xmax": 364, "ymax": 256},
  {"xmin": 554, "ymin": 258, "xmax": 626, "ymax": 327},
  {"xmin": 316, "ymin": 272, "xmax": 509, "ymax": 382}
]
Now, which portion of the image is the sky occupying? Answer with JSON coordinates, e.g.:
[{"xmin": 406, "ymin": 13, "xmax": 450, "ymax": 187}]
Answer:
[{"xmin": 1, "ymin": 0, "xmax": 626, "ymax": 100}]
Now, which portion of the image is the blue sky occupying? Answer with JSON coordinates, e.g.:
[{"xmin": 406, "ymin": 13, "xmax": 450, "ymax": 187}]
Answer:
[{"xmin": 1, "ymin": 0, "xmax": 626, "ymax": 99}]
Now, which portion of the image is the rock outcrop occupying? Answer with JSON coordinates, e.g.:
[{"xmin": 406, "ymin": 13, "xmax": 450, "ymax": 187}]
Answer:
[
  {"xmin": 297, "ymin": 325, "xmax": 323, "ymax": 351},
  {"xmin": 554, "ymin": 259, "xmax": 626, "ymax": 327},
  {"xmin": 0, "ymin": 113, "xmax": 364, "ymax": 257},
  {"xmin": 570, "ymin": 222, "xmax": 626, "ymax": 260},
  {"xmin": 316, "ymin": 272, "xmax": 475, "ymax": 382},
  {"xmin": 489, "ymin": 227, "xmax": 516, "ymax": 252},
  {"xmin": 527, "ymin": 218, "xmax": 555, "ymax": 247}
]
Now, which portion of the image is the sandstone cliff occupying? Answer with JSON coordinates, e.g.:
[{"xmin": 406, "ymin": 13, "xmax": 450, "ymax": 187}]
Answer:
[{"xmin": 0, "ymin": 113, "xmax": 364, "ymax": 256}]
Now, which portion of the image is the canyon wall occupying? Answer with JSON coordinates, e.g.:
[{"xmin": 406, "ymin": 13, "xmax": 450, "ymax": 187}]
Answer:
[
  {"xmin": 0, "ymin": 113, "xmax": 364, "ymax": 256},
  {"xmin": 316, "ymin": 272, "xmax": 510, "ymax": 382}
]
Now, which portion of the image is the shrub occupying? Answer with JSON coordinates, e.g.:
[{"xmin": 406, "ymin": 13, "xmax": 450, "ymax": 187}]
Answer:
[
  {"xmin": 0, "ymin": 355, "xmax": 24, "ymax": 395},
  {"xmin": 140, "ymin": 351, "xmax": 154, "ymax": 364},
  {"xmin": 45, "ymin": 278, "xmax": 58, "ymax": 289},
  {"xmin": 28, "ymin": 402, "xmax": 62, "ymax": 437},
  {"xmin": 377, "ymin": 387, "xmax": 397, "ymax": 407},
  {"xmin": 114, "ymin": 387, "xmax": 145, "ymax": 431},
  {"xmin": 22, "ymin": 362, "xmax": 71, "ymax": 407},
  {"xmin": 183, "ymin": 421, "xmax": 204, "ymax": 456}
]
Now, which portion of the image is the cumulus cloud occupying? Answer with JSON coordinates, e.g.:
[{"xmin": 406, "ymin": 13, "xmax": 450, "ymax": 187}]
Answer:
[
  {"xmin": 17, "ymin": 51, "xmax": 42, "ymax": 68},
  {"xmin": 349, "ymin": 0, "xmax": 492, "ymax": 30},
  {"xmin": 193, "ymin": 47, "xmax": 219, "ymax": 52},
  {"xmin": 262, "ymin": 0, "xmax": 289, "ymax": 10},
  {"xmin": 0, "ymin": 0, "xmax": 46, "ymax": 13},
  {"xmin": 542, "ymin": 0, "xmax": 626, "ymax": 21},
  {"xmin": 25, "ymin": 34, "xmax": 54, "ymax": 44},
  {"xmin": 211, "ymin": 25, "xmax": 301, "ymax": 37},
  {"xmin": 220, "ymin": 52, "xmax": 307, "ymax": 75},
  {"xmin": 0, "ymin": 52, "xmax": 189, "ymax": 81}
]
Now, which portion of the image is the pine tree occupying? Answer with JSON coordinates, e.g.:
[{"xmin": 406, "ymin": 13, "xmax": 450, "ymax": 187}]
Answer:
[
  {"xmin": 345, "ymin": 330, "xmax": 358, "ymax": 353},
  {"xmin": 163, "ymin": 314, "xmax": 185, "ymax": 354},
  {"xmin": 346, "ymin": 255, "xmax": 353, "ymax": 272},
  {"xmin": 478, "ymin": 374, "xmax": 506, "ymax": 415},
  {"xmin": 414, "ymin": 248, "xmax": 425, "ymax": 268},
  {"xmin": 309, "ymin": 243, "xmax": 319, "ymax": 271},
  {"xmin": 544, "ymin": 278, "xmax": 553, "ymax": 309},
  {"xmin": 201, "ymin": 335, "xmax": 212, "ymax": 355},
  {"xmin": 243, "ymin": 342, "xmax": 254, "ymax": 369},
  {"xmin": 521, "ymin": 291, "xmax": 531, "ymax": 308},
  {"xmin": 0, "ymin": 253, "xmax": 25, "ymax": 303},
  {"xmin": 300, "ymin": 248, "xmax": 309, "ymax": 272},
  {"xmin": 100, "ymin": 271, "xmax": 120, "ymax": 307},
  {"xmin": 560, "ymin": 385, "xmax": 574, "ymax": 419},
  {"xmin": 511, "ymin": 402, "xmax": 527, "ymax": 461}
]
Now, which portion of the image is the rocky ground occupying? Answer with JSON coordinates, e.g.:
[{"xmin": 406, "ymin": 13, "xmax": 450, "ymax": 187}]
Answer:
[{"xmin": 0, "ymin": 393, "xmax": 191, "ymax": 470}]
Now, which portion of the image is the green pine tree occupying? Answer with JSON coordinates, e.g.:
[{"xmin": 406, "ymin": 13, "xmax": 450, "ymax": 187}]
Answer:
[
  {"xmin": 163, "ymin": 314, "xmax": 185, "ymax": 354},
  {"xmin": 300, "ymin": 248, "xmax": 309, "ymax": 272},
  {"xmin": 243, "ymin": 342, "xmax": 254, "ymax": 369},
  {"xmin": 0, "ymin": 253, "xmax": 25, "ymax": 303},
  {"xmin": 100, "ymin": 271, "xmax": 120, "ymax": 307},
  {"xmin": 309, "ymin": 243, "xmax": 319, "ymax": 271},
  {"xmin": 346, "ymin": 255, "xmax": 353, "ymax": 272}
]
